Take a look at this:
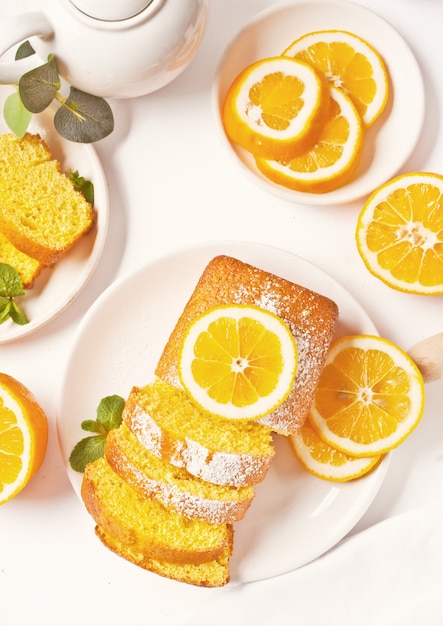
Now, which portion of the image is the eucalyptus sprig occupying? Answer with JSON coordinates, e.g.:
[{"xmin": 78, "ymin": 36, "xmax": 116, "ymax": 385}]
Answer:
[
  {"xmin": 69, "ymin": 394, "xmax": 125, "ymax": 472},
  {"xmin": 0, "ymin": 263, "xmax": 29, "ymax": 325},
  {"xmin": 3, "ymin": 42, "xmax": 114, "ymax": 144}
]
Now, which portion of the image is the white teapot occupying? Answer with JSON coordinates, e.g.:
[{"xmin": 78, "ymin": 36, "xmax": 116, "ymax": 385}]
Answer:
[{"xmin": 0, "ymin": 0, "xmax": 209, "ymax": 98}]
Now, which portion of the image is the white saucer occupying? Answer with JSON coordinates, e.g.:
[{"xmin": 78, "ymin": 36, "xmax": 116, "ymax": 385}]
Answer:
[
  {"xmin": 212, "ymin": 0, "xmax": 425, "ymax": 206},
  {"xmin": 0, "ymin": 86, "xmax": 109, "ymax": 343}
]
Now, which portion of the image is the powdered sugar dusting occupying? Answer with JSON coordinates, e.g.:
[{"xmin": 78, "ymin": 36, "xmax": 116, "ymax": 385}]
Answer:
[{"xmin": 124, "ymin": 397, "xmax": 273, "ymax": 488}]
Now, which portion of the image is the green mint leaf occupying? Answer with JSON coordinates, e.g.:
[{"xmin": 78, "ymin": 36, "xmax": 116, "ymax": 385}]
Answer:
[
  {"xmin": 0, "ymin": 263, "xmax": 25, "ymax": 297},
  {"xmin": 69, "ymin": 395, "xmax": 125, "ymax": 472},
  {"xmin": 19, "ymin": 55, "xmax": 60, "ymax": 113},
  {"xmin": 80, "ymin": 419, "xmax": 108, "ymax": 435},
  {"xmin": 54, "ymin": 86, "xmax": 114, "ymax": 143},
  {"xmin": 9, "ymin": 300, "xmax": 29, "ymax": 325},
  {"xmin": 69, "ymin": 435, "xmax": 107, "ymax": 473},
  {"xmin": 70, "ymin": 170, "xmax": 95, "ymax": 205},
  {"xmin": 96, "ymin": 395, "xmax": 125, "ymax": 431},
  {"xmin": 3, "ymin": 89, "xmax": 33, "ymax": 137},
  {"xmin": 0, "ymin": 299, "xmax": 12, "ymax": 324},
  {"xmin": 15, "ymin": 41, "xmax": 36, "ymax": 60}
]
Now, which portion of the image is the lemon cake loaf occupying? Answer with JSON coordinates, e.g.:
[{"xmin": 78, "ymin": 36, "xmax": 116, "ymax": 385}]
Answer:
[
  {"xmin": 95, "ymin": 525, "xmax": 233, "ymax": 587},
  {"xmin": 155, "ymin": 255, "xmax": 339, "ymax": 435},
  {"xmin": 105, "ymin": 423, "xmax": 255, "ymax": 523},
  {"xmin": 122, "ymin": 379, "xmax": 275, "ymax": 487},
  {"xmin": 0, "ymin": 133, "xmax": 94, "ymax": 265},
  {"xmin": 0, "ymin": 231, "xmax": 43, "ymax": 288},
  {"xmin": 81, "ymin": 457, "xmax": 232, "ymax": 565}
]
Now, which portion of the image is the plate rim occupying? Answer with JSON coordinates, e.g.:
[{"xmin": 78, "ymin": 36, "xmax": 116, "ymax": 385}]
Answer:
[
  {"xmin": 56, "ymin": 239, "xmax": 390, "ymax": 583},
  {"xmin": 212, "ymin": 0, "xmax": 425, "ymax": 206}
]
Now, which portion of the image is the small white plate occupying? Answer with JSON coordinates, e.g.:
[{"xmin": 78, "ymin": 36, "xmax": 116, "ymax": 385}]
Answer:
[
  {"xmin": 57, "ymin": 241, "xmax": 390, "ymax": 583},
  {"xmin": 212, "ymin": 0, "xmax": 425, "ymax": 206},
  {"xmin": 0, "ymin": 86, "xmax": 109, "ymax": 343}
]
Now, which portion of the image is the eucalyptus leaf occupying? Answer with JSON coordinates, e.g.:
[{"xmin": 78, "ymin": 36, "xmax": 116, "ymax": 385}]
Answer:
[
  {"xmin": 3, "ymin": 89, "xmax": 33, "ymax": 137},
  {"xmin": 19, "ymin": 55, "xmax": 60, "ymax": 113},
  {"xmin": 54, "ymin": 86, "xmax": 114, "ymax": 143},
  {"xmin": 15, "ymin": 41, "xmax": 36, "ymax": 60}
]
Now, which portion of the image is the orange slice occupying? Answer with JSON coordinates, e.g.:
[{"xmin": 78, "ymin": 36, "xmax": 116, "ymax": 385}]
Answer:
[
  {"xmin": 178, "ymin": 304, "xmax": 298, "ymax": 420},
  {"xmin": 283, "ymin": 30, "xmax": 389, "ymax": 126},
  {"xmin": 0, "ymin": 373, "xmax": 48, "ymax": 504},
  {"xmin": 255, "ymin": 85, "xmax": 364, "ymax": 193},
  {"xmin": 290, "ymin": 418, "xmax": 382, "ymax": 481},
  {"xmin": 356, "ymin": 172, "xmax": 443, "ymax": 295},
  {"xmin": 309, "ymin": 335, "xmax": 425, "ymax": 457},
  {"xmin": 222, "ymin": 56, "xmax": 330, "ymax": 160}
]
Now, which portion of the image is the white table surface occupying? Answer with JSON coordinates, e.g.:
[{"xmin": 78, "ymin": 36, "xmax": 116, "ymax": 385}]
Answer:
[{"xmin": 1, "ymin": 1, "xmax": 443, "ymax": 624}]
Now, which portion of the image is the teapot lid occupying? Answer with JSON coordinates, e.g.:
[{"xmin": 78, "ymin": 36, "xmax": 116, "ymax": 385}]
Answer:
[{"xmin": 70, "ymin": 0, "xmax": 156, "ymax": 21}]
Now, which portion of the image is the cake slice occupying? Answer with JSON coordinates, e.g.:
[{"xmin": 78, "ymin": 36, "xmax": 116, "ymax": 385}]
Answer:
[
  {"xmin": 0, "ymin": 133, "xmax": 95, "ymax": 265},
  {"xmin": 155, "ymin": 255, "xmax": 339, "ymax": 435},
  {"xmin": 95, "ymin": 525, "xmax": 233, "ymax": 587},
  {"xmin": 0, "ymin": 231, "xmax": 43, "ymax": 288},
  {"xmin": 105, "ymin": 423, "xmax": 255, "ymax": 523},
  {"xmin": 81, "ymin": 457, "xmax": 232, "ymax": 565},
  {"xmin": 122, "ymin": 379, "xmax": 275, "ymax": 487}
]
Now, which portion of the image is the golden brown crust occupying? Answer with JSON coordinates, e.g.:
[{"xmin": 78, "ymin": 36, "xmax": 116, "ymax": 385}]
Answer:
[
  {"xmin": 155, "ymin": 255, "xmax": 339, "ymax": 435},
  {"xmin": 81, "ymin": 458, "xmax": 231, "ymax": 565},
  {"xmin": 95, "ymin": 525, "xmax": 233, "ymax": 587}
]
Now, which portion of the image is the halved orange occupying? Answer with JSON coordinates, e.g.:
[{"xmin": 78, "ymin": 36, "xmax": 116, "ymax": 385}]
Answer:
[
  {"xmin": 290, "ymin": 418, "xmax": 382, "ymax": 481},
  {"xmin": 356, "ymin": 172, "xmax": 443, "ymax": 295},
  {"xmin": 283, "ymin": 30, "xmax": 389, "ymax": 126},
  {"xmin": 0, "ymin": 373, "xmax": 48, "ymax": 504},
  {"xmin": 222, "ymin": 56, "xmax": 330, "ymax": 160},
  {"xmin": 309, "ymin": 335, "xmax": 425, "ymax": 457},
  {"xmin": 178, "ymin": 304, "xmax": 298, "ymax": 420},
  {"xmin": 255, "ymin": 85, "xmax": 364, "ymax": 193}
]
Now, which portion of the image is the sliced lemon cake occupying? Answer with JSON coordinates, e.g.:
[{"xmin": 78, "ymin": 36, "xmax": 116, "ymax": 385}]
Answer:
[
  {"xmin": 0, "ymin": 231, "xmax": 43, "ymax": 288},
  {"xmin": 81, "ymin": 457, "xmax": 232, "ymax": 565},
  {"xmin": 0, "ymin": 133, "xmax": 94, "ymax": 265},
  {"xmin": 122, "ymin": 379, "xmax": 275, "ymax": 487},
  {"xmin": 95, "ymin": 525, "xmax": 233, "ymax": 587},
  {"xmin": 105, "ymin": 423, "xmax": 255, "ymax": 523}
]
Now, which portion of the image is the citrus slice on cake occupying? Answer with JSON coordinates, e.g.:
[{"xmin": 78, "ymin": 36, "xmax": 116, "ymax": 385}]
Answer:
[
  {"xmin": 255, "ymin": 85, "xmax": 365, "ymax": 193},
  {"xmin": 356, "ymin": 172, "xmax": 443, "ymax": 295},
  {"xmin": 290, "ymin": 418, "xmax": 382, "ymax": 481},
  {"xmin": 0, "ymin": 373, "xmax": 48, "ymax": 505},
  {"xmin": 178, "ymin": 304, "xmax": 298, "ymax": 420},
  {"xmin": 309, "ymin": 335, "xmax": 425, "ymax": 457},
  {"xmin": 222, "ymin": 56, "xmax": 330, "ymax": 160},
  {"xmin": 283, "ymin": 30, "xmax": 389, "ymax": 126}
]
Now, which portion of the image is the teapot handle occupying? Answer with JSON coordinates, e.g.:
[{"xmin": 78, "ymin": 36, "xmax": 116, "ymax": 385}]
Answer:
[{"xmin": 0, "ymin": 12, "xmax": 53, "ymax": 84}]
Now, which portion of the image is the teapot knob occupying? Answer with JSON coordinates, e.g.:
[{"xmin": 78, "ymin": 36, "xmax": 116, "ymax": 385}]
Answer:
[{"xmin": 70, "ymin": 0, "xmax": 158, "ymax": 21}]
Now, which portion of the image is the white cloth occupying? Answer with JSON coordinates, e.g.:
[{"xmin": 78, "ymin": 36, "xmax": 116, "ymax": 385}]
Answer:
[{"xmin": 173, "ymin": 497, "xmax": 443, "ymax": 626}]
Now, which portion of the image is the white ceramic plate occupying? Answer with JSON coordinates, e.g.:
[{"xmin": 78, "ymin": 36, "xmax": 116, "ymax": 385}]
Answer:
[
  {"xmin": 212, "ymin": 0, "xmax": 425, "ymax": 206},
  {"xmin": 0, "ymin": 86, "xmax": 109, "ymax": 343},
  {"xmin": 57, "ymin": 241, "xmax": 390, "ymax": 583}
]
